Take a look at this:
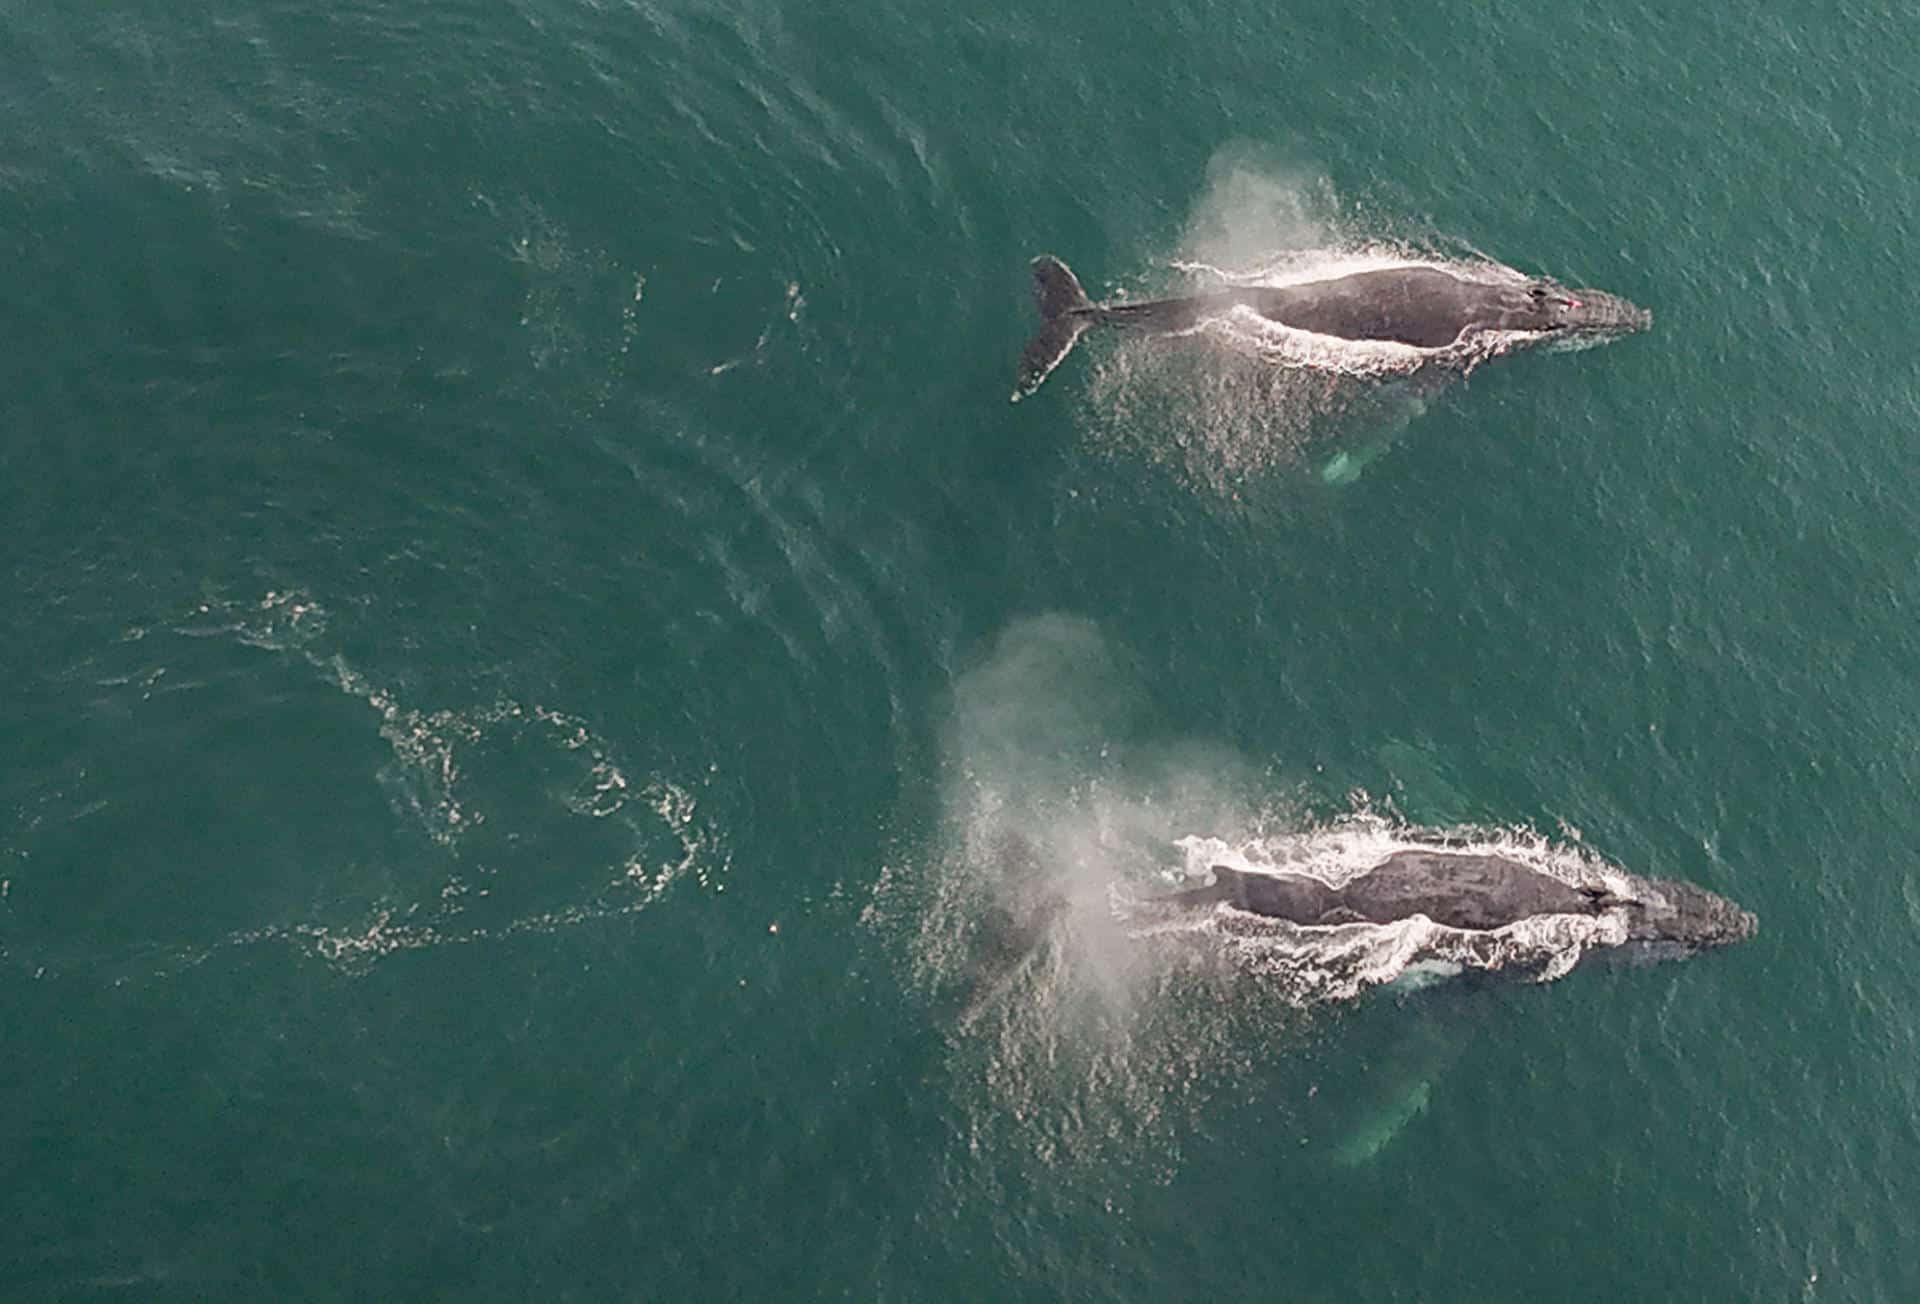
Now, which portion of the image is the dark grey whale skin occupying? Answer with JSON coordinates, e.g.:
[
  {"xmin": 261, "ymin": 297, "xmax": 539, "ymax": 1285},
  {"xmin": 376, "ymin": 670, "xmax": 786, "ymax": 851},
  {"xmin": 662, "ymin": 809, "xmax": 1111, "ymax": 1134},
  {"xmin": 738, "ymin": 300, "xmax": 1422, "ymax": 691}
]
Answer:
[
  {"xmin": 1161, "ymin": 850, "xmax": 1757, "ymax": 953},
  {"xmin": 1093, "ymin": 266, "xmax": 1651, "ymax": 348},
  {"xmin": 1014, "ymin": 255, "xmax": 1651, "ymax": 399}
]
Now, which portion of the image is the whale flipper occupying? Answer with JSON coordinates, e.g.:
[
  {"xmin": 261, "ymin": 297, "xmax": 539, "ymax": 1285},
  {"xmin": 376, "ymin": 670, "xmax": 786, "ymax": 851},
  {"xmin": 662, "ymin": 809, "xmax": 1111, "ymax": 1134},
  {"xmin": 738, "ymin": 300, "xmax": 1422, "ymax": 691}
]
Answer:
[{"xmin": 1013, "ymin": 256, "xmax": 1095, "ymax": 401}]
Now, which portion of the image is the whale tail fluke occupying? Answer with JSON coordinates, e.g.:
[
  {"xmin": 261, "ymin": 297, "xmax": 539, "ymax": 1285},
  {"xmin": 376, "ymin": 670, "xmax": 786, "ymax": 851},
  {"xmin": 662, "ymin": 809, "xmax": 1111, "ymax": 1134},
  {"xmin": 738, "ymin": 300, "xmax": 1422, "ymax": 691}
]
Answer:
[
  {"xmin": 1013, "ymin": 256, "xmax": 1097, "ymax": 401},
  {"xmin": 1032, "ymin": 255, "xmax": 1092, "ymax": 318}
]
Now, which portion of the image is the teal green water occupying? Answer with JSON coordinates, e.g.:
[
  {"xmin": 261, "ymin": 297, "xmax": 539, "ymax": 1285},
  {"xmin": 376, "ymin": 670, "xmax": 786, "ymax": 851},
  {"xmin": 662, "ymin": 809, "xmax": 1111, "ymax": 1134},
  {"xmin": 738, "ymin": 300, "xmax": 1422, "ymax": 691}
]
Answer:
[{"xmin": 6, "ymin": 1, "xmax": 1920, "ymax": 1298}]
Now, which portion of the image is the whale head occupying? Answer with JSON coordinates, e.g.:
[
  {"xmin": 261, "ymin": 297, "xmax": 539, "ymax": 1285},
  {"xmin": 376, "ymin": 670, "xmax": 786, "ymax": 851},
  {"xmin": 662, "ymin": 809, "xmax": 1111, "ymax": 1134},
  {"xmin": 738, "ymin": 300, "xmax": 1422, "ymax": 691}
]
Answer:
[
  {"xmin": 1618, "ymin": 876, "xmax": 1758, "ymax": 954},
  {"xmin": 1511, "ymin": 277, "xmax": 1653, "ymax": 348}
]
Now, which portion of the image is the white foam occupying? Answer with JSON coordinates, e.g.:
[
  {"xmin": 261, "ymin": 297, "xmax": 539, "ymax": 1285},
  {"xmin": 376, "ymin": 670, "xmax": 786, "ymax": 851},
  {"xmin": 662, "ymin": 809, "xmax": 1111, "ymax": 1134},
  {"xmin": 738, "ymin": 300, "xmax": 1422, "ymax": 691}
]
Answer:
[{"xmin": 107, "ymin": 590, "xmax": 735, "ymax": 979}]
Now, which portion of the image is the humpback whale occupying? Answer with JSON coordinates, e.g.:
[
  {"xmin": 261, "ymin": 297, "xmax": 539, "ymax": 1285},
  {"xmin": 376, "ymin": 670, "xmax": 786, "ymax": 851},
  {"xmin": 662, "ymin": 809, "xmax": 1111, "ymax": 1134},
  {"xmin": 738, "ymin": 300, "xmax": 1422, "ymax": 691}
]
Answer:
[
  {"xmin": 1014, "ymin": 255, "xmax": 1652, "ymax": 399},
  {"xmin": 1154, "ymin": 848, "xmax": 1755, "ymax": 974}
]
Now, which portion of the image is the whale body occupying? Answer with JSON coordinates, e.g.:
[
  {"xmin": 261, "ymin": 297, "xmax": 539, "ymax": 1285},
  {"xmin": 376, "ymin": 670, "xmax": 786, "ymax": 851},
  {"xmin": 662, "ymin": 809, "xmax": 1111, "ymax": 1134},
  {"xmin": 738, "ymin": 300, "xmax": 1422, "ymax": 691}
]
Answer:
[
  {"xmin": 1014, "ymin": 255, "xmax": 1652, "ymax": 399},
  {"xmin": 1154, "ymin": 849, "xmax": 1756, "ymax": 974}
]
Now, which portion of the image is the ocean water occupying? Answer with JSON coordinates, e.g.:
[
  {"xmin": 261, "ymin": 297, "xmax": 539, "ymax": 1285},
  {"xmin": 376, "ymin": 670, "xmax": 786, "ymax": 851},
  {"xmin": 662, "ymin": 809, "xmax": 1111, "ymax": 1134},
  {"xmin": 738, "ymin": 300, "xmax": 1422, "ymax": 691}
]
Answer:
[{"xmin": 4, "ymin": 0, "xmax": 1919, "ymax": 1298}]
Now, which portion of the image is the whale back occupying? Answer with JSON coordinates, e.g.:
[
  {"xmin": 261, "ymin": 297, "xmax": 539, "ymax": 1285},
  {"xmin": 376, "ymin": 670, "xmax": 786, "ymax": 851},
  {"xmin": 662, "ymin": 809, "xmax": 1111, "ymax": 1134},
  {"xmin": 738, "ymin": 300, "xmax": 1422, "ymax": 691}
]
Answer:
[
  {"xmin": 1240, "ymin": 268, "xmax": 1534, "ymax": 349},
  {"xmin": 1338, "ymin": 850, "xmax": 1595, "ymax": 930}
]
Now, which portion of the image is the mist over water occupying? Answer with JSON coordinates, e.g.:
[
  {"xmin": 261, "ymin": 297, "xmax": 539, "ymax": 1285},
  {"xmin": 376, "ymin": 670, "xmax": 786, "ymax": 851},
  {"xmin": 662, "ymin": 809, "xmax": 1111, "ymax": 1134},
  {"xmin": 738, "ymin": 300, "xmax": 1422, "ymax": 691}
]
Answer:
[
  {"xmin": 866, "ymin": 616, "xmax": 1270, "ymax": 1167},
  {"xmin": 1180, "ymin": 150, "xmax": 1342, "ymax": 275}
]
